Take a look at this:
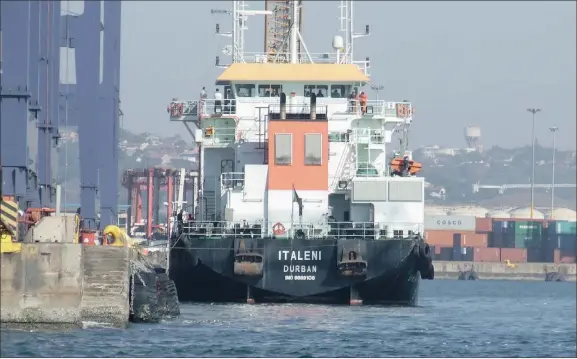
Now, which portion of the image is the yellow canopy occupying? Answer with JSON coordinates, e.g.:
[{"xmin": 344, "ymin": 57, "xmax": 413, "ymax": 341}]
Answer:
[{"xmin": 216, "ymin": 63, "xmax": 369, "ymax": 84}]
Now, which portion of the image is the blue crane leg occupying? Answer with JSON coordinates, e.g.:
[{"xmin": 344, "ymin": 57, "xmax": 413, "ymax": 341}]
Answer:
[
  {"xmin": 73, "ymin": 1, "xmax": 102, "ymax": 229},
  {"xmin": 25, "ymin": 0, "xmax": 42, "ymax": 207},
  {"xmin": 36, "ymin": 1, "xmax": 59, "ymax": 207},
  {"xmin": 98, "ymin": 1, "xmax": 122, "ymax": 228},
  {"xmin": 50, "ymin": 1, "xmax": 62, "ymax": 203},
  {"xmin": 0, "ymin": 1, "xmax": 34, "ymax": 201}
]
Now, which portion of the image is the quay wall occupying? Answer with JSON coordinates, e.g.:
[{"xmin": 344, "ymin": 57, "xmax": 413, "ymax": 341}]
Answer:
[
  {"xmin": 433, "ymin": 260, "xmax": 577, "ymax": 281},
  {"xmin": 1, "ymin": 244, "xmax": 131, "ymax": 327}
]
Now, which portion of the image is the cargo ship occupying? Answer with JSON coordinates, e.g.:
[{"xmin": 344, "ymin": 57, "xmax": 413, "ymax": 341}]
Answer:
[
  {"xmin": 166, "ymin": 0, "xmax": 434, "ymax": 305},
  {"xmin": 421, "ymin": 210, "xmax": 576, "ymax": 265}
]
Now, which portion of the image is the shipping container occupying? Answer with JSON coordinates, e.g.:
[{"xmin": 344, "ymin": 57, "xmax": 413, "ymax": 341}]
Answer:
[
  {"xmin": 556, "ymin": 248, "xmax": 576, "ymax": 263},
  {"xmin": 460, "ymin": 232, "xmax": 488, "ymax": 247},
  {"xmin": 560, "ymin": 255, "xmax": 576, "ymax": 263},
  {"xmin": 453, "ymin": 233, "xmax": 462, "ymax": 248},
  {"xmin": 547, "ymin": 235, "xmax": 577, "ymax": 252},
  {"xmin": 547, "ymin": 221, "xmax": 577, "ymax": 236},
  {"xmin": 527, "ymin": 248, "xmax": 544, "ymax": 263},
  {"xmin": 488, "ymin": 233, "xmax": 503, "ymax": 248},
  {"xmin": 425, "ymin": 230, "xmax": 456, "ymax": 247},
  {"xmin": 439, "ymin": 247, "xmax": 453, "ymax": 261},
  {"xmin": 475, "ymin": 217, "xmax": 492, "ymax": 233},
  {"xmin": 514, "ymin": 235, "xmax": 526, "ymax": 249},
  {"xmin": 460, "ymin": 247, "xmax": 474, "ymax": 261},
  {"xmin": 492, "ymin": 220, "xmax": 507, "ymax": 234},
  {"xmin": 473, "ymin": 247, "xmax": 501, "ymax": 262},
  {"xmin": 500, "ymin": 248, "xmax": 528, "ymax": 263},
  {"xmin": 424, "ymin": 215, "xmax": 476, "ymax": 231},
  {"xmin": 553, "ymin": 249, "xmax": 561, "ymax": 263}
]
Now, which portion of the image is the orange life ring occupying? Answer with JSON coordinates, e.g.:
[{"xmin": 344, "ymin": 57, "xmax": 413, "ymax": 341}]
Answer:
[{"xmin": 272, "ymin": 222, "xmax": 286, "ymax": 236}]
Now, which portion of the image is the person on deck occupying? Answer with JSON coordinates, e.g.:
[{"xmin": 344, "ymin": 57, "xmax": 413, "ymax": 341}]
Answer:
[
  {"xmin": 359, "ymin": 91, "xmax": 368, "ymax": 114},
  {"xmin": 348, "ymin": 90, "xmax": 358, "ymax": 112}
]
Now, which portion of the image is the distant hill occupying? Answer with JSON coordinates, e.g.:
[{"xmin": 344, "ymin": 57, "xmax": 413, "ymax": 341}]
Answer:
[
  {"xmin": 56, "ymin": 130, "xmax": 576, "ymax": 209},
  {"xmin": 416, "ymin": 145, "xmax": 576, "ymax": 209}
]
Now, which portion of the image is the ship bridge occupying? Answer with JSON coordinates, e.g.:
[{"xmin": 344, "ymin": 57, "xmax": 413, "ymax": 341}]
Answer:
[{"xmin": 167, "ymin": 62, "xmax": 413, "ymax": 144}]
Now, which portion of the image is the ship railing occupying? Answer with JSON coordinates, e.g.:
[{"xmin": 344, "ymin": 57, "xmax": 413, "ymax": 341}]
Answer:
[
  {"xmin": 198, "ymin": 99, "xmax": 237, "ymax": 116},
  {"xmin": 168, "ymin": 100, "xmax": 199, "ymax": 120},
  {"xmin": 180, "ymin": 220, "xmax": 424, "ymax": 240},
  {"xmin": 200, "ymin": 127, "xmax": 262, "ymax": 146},
  {"xmin": 353, "ymin": 163, "xmax": 384, "ymax": 178},
  {"xmin": 268, "ymin": 104, "xmax": 328, "ymax": 120},
  {"xmin": 345, "ymin": 100, "xmax": 413, "ymax": 119},
  {"xmin": 220, "ymin": 172, "xmax": 245, "ymax": 190},
  {"xmin": 241, "ymin": 52, "xmax": 342, "ymax": 65},
  {"xmin": 350, "ymin": 128, "xmax": 386, "ymax": 145}
]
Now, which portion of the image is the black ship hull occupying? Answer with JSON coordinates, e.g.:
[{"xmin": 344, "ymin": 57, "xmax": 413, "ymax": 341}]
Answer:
[{"xmin": 170, "ymin": 234, "xmax": 434, "ymax": 306}]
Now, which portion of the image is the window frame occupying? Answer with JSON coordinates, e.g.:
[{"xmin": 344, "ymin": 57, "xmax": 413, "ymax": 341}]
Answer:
[
  {"xmin": 274, "ymin": 133, "xmax": 293, "ymax": 166},
  {"xmin": 258, "ymin": 84, "xmax": 283, "ymax": 97},
  {"xmin": 304, "ymin": 133, "xmax": 323, "ymax": 166},
  {"xmin": 235, "ymin": 84, "xmax": 255, "ymax": 98}
]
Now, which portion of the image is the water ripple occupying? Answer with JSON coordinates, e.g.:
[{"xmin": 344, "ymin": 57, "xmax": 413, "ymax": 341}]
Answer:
[{"xmin": 1, "ymin": 280, "xmax": 575, "ymax": 358}]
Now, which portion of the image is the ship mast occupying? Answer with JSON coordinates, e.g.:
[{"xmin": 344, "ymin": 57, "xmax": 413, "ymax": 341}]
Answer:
[{"xmin": 212, "ymin": 1, "xmax": 370, "ymax": 68}]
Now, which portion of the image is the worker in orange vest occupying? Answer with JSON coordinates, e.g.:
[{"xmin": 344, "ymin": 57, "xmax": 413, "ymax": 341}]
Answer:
[{"xmin": 358, "ymin": 91, "xmax": 368, "ymax": 114}]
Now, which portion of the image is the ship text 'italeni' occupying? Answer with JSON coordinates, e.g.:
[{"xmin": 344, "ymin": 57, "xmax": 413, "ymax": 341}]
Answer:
[{"xmin": 278, "ymin": 250, "xmax": 322, "ymax": 281}]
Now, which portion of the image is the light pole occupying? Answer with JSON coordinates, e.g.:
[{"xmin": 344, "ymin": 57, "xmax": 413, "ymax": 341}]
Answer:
[
  {"xmin": 549, "ymin": 126, "xmax": 559, "ymax": 216},
  {"xmin": 371, "ymin": 84, "xmax": 384, "ymax": 102},
  {"xmin": 526, "ymin": 108, "xmax": 541, "ymax": 219}
]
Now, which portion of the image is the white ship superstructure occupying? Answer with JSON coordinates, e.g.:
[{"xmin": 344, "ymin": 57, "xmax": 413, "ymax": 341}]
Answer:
[{"xmin": 168, "ymin": 0, "xmax": 424, "ymax": 239}]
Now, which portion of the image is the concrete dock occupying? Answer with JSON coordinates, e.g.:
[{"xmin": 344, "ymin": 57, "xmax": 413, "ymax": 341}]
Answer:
[
  {"xmin": 434, "ymin": 260, "xmax": 577, "ymax": 281},
  {"xmin": 1, "ymin": 244, "xmax": 131, "ymax": 327}
]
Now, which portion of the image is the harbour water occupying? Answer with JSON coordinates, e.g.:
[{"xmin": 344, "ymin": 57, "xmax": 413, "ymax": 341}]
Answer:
[{"xmin": 1, "ymin": 280, "xmax": 575, "ymax": 357}]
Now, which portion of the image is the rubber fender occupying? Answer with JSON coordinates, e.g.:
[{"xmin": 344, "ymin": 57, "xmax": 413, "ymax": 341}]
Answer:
[{"xmin": 419, "ymin": 243, "xmax": 431, "ymax": 259}]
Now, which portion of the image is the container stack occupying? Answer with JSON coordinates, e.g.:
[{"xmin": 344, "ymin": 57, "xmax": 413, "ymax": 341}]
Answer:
[
  {"xmin": 545, "ymin": 221, "xmax": 577, "ymax": 264},
  {"xmin": 424, "ymin": 214, "xmax": 576, "ymax": 264}
]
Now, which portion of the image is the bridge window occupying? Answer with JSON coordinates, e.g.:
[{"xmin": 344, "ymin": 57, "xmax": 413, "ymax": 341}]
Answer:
[
  {"xmin": 235, "ymin": 84, "xmax": 255, "ymax": 97},
  {"xmin": 304, "ymin": 133, "xmax": 322, "ymax": 166},
  {"xmin": 274, "ymin": 133, "xmax": 292, "ymax": 165},
  {"xmin": 259, "ymin": 85, "xmax": 282, "ymax": 97},
  {"xmin": 328, "ymin": 132, "xmax": 349, "ymax": 142},
  {"xmin": 304, "ymin": 85, "xmax": 328, "ymax": 98},
  {"xmin": 330, "ymin": 85, "xmax": 347, "ymax": 98}
]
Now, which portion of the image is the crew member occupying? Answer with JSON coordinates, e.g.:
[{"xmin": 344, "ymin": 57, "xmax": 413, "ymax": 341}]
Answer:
[
  {"xmin": 402, "ymin": 155, "xmax": 410, "ymax": 176},
  {"xmin": 214, "ymin": 88, "xmax": 222, "ymax": 114},
  {"xmin": 348, "ymin": 90, "xmax": 358, "ymax": 112},
  {"xmin": 200, "ymin": 87, "xmax": 207, "ymax": 100},
  {"xmin": 359, "ymin": 91, "xmax": 368, "ymax": 114}
]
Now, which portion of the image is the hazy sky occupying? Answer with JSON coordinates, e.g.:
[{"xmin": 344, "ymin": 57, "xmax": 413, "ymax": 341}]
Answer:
[{"xmin": 119, "ymin": 1, "xmax": 576, "ymax": 150}]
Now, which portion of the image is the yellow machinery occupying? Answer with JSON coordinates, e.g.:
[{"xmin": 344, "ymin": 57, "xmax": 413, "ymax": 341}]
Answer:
[
  {"xmin": 102, "ymin": 225, "xmax": 148, "ymax": 255},
  {"xmin": 0, "ymin": 218, "xmax": 21, "ymax": 253},
  {"xmin": 1, "ymin": 197, "xmax": 21, "ymax": 253}
]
